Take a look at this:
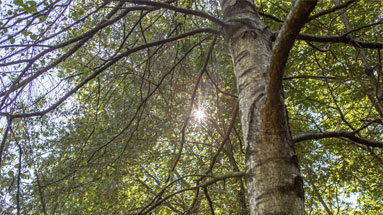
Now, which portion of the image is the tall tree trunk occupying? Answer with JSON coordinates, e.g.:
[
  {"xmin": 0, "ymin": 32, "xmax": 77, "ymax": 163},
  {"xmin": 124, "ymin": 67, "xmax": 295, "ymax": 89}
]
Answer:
[{"xmin": 220, "ymin": 0, "xmax": 316, "ymax": 214}]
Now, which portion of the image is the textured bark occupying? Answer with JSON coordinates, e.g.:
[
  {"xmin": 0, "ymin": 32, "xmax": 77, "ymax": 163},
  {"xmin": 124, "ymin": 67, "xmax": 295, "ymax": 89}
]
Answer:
[{"xmin": 220, "ymin": 0, "xmax": 316, "ymax": 214}]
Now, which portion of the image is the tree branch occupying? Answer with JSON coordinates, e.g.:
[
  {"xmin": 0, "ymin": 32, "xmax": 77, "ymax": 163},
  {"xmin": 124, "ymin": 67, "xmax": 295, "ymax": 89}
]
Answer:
[
  {"xmin": 303, "ymin": 158, "xmax": 333, "ymax": 215},
  {"xmin": 171, "ymin": 37, "xmax": 217, "ymax": 172},
  {"xmin": 307, "ymin": 0, "xmax": 357, "ymax": 22},
  {"xmin": 121, "ymin": 0, "xmax": 228, "ymax": 27},
  {"xmin": 267, "ymin": 0, "xmax": 317, "ymax": 104},
  {"xmin": 0, "ymin": 118, "xmax": 12, "ymax": 168},
  {"xmin": 203, "ymin": 187, "xmax": 215, "ymax": 215},
  {"xmin": 283, "ymin": 75, "xmax": 336, "ymax": 80},
  {"xmin": 294, "ymin": 32, "xmax": 383, "ymax": 49},
  {"xmin": 259, "ymin": 11, "xmax": 283, "ymax": 23},
  {"xmin": 0, "ymin": 28, "xmax": 218, "ymax": 119},
  {"xmin": 293, "ymin": 131, "xmax": 383, "ymax": 148},
  {"xmin": 259, "ymin": 0, "xmax": 357, "ymax": 24},
  {"xmin": 206, "ymin": 102, "xmax": 239, "ymax": 175},
  {"xmin": 0, "ymin": 5, "xmax": 146, "ymax": 103},
  {"xmin": 141, "ymin": 171, "xmax": 245, "ymax": 214}
]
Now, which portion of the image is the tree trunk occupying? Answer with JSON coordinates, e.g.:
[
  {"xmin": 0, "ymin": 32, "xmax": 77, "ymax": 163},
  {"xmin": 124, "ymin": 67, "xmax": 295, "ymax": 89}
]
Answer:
[{"xmin": 220, "ymin": 0, "xmax": 306, "ymax": 214}]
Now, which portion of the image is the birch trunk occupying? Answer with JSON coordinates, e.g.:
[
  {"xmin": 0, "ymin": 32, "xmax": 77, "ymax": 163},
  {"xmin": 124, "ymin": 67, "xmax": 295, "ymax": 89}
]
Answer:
[{"xmin": 220, "ymin": 0, "xmax": 316, "ymax": 214}]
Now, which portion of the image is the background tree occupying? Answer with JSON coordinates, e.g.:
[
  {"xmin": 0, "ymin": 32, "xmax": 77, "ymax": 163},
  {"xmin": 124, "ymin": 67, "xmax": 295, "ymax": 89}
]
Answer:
[{"xmin": 0, "ymin": 0, "xmax": 382, "ymax": 214}]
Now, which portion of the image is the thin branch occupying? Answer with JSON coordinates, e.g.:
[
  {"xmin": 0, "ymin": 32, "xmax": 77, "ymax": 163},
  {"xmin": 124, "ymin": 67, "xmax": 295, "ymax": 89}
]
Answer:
[
  {"xmin": 314, "ymin": 52, "xmax": 356, "ymax": 130},
  {"xmin": 303, "ymin": 158, "xmax": 333, "ymax": 215},
  {"xmin": 353, "ymin": 119, "xmax": 382, "ymax": 134},
  {"xmin": 259, "ymin": 11, "xmax": 283, "ymax": 23},
  {"xmin": 205, "ymin": 71, "xmax": 237, "ymax": 98},
  {"xmin": 283, "ymin": 75, "xmax": 336, "ymax": 80},
  {"xmin": 120, "ymin": 0, "xmax": 228, "ymax": 27},
  {"xmin": 0, "ymin": 28, "xmax": 218, "ymax": 119},
  {"xmin": 10, "ymin": 126, "xmax": 22, "ymax": 215},
  {"xmin": 307, "ymin": 0, "xmax": 357, "ymax": 22},
  {"xmin": 34, "ymin": 164, "xmax": 47, "ymax": 215},
  {"xmin": 0, "ymin": 5, "xmax": 143, "ymax": 106},
  {"xmin": 0, "ymin": 118, "xmax": 12, "ymax": 168},
  {"xmin": 343, "ymin": 21, "xmax": 383, "ymax": 37},
  {"xmin": 141, "ymin": 171, "xmax": 245, "ymax": 214},
  {"xmin": 203, "ymin": 187, "xmax": 215, "ymax": 215},
  {"xmin": 206, "ymin": 102, "xmax": 238, "ymax": 175},
  {"xmin": 171, "ymin": 37, "xmax": 217, "ymax": 171},
  {"xmin": 16, "ymin": 140, "xmax": 22, "ymax": 215},
  {"xmin": 293, "ymin": 131, "xmax": 383, "ymax": 148},
  {"xmin": 292, "ymin": 32, "xmax": 383, "ymax": 49},
  {"xmin": 305, "ymin": 41, "xmax": 331, "ymax": 52}
]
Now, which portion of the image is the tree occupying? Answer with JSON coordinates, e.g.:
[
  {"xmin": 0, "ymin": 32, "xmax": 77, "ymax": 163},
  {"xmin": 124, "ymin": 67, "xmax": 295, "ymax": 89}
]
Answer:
[{"xmin": 0, "ymin": 0, "xmax": 382, "ymax": 214}]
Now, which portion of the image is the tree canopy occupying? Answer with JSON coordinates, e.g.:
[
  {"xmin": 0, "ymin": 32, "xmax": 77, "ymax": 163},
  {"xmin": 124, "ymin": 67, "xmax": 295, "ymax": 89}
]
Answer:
[{"xmin": 0, "ymin": 0, "xmax": 383, "ymax": 214}]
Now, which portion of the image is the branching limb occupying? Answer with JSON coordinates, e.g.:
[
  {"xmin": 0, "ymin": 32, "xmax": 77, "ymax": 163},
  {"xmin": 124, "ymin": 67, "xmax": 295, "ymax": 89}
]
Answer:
[
  {"xmin": 307, "ymin": 0, "xmax": 357, "ymax": 22},
  {"xmin": 0, "ymin": 28, "xmax": 218, "ymax": 119},
  {"xmin": 260, "ymin": 0, "xmax": 357, "ymax": 24},
  {"xmin": 119, "ymin": 0, "xmax": 228, "ymax": 26},
  {"xmin": 205, "ymin": 102, "xmax": 238, "ymax": 175},
  {"xmin": 140, "ymin": 171, "xmax": 245, "ymax": 214},
  {"xmin": 170, "ymin": 37, "xmax": 217, "ymax": 172},
  {"xmin": 267, "ymin": 0, "xmax": 317, "ymax": 105}
]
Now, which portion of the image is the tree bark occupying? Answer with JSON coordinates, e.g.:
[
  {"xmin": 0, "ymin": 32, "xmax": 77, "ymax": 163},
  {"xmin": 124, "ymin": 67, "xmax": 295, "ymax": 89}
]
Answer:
[{"xmin": 220, "ymin": 0, "xmax": 316, "ymax": 214}]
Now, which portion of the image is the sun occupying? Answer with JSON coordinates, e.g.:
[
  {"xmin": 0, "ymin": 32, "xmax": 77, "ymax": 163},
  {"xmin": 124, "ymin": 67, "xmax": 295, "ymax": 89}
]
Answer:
[{"xmin": 193, "ymin": 109, "xmax": 206, "ymax": 121}]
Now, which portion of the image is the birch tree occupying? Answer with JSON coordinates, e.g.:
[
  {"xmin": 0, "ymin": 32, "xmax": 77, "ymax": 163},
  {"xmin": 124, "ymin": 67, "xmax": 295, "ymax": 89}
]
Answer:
[{"xmin": 1, "ymin": 0, "xmax": 382, "ymax": 214}]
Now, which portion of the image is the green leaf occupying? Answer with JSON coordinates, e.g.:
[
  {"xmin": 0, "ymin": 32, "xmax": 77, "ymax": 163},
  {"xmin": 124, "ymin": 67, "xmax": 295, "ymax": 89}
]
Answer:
[
  {"xmin": 79, "ymin": 176, "xmax": 86, "ymax": 183},
  {"xmin": 7, "ymin": 171, "xmax": 14, "ymax": 177},
  {"xmin": 24, "ymin": 5, "xmax": 37, "ymax": 13},
  {"xmin": 21, "ymin": 30, "xmax": 29, "ymax": 36},
  {"xmin": 10, "ymin": 38, "xmax": 15, "ymax": 44},
  {"xmin": 14, "ymin": 0, "xmax": 23, "ymax": 6},
  {"xmin": 30, "ymin": 34, "xmax": 37, "ymax": 40},
  {"xmin": 38, "ymin": 15, "xmax": 46, "ymax": 22},
  {"xmin": 26, "ymin": 0, "xmax": 36, "ymax": 6}
]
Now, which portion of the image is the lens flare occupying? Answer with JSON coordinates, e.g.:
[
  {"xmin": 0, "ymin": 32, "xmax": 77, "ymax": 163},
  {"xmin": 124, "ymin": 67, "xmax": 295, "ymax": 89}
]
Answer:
[{"xmin": 194, "ymin": 110, "xmax": 206, "ymax": 121}]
